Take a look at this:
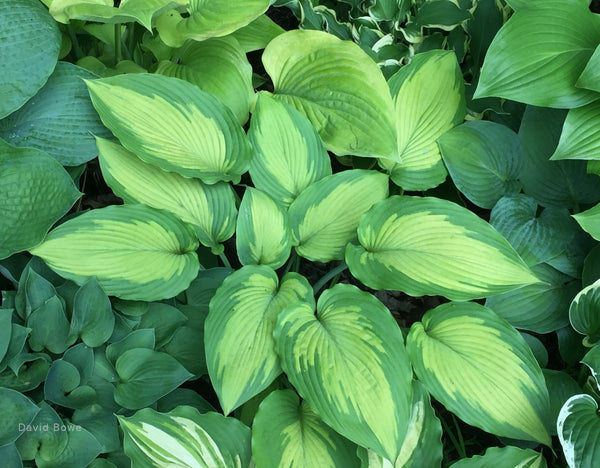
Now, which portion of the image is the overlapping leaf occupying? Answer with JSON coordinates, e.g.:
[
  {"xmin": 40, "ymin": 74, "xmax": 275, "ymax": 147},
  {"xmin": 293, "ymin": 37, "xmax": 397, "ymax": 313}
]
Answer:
[
  {"xmin": 274, "ymin": 284, "xmax": 413, "ymax": 461},
  {"xmin": 263, "ymin": 29, "xmax": 398, "ymax": 160},
  {"xmin": 346, "ymin": 196, "xmax": 539, "ymax": 300},
  {"xmin": 29, "ymin": 204, "xmax": 200, "ymax": 301},
  {"xmin": 569, "ymin": 279, "xmax": 600, "ymax": 345},
  {"xmin": 558, "ymin": 394, "xmax": 600, "ymax": 468},
  {"xmin": 407, "ymin": 302, "xmax": 552, "ymax": 445},
  {"xmin": 552, "ymin": 101, "xmax": 600, "ymax": 162},
  {"xmin": 86, "ymin": 73, "xmax": 251, "ymax": 184},
  {"xmin": 230, "ymin": 14, "xmax": 285, "ymax": 52},
  {"xmin": 450, "ymin": 446, "xmax": 546, "ymax": 468}
]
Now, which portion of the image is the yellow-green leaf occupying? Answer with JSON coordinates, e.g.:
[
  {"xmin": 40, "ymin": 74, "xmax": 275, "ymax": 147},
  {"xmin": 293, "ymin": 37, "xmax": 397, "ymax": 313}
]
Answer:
[
  {"xmin": 274, "ymin": 284, "xmax": 413, "ymax": 461},
  {"xmin": 29, "ymin": 204, "xmax": 199, "ymax": 301},
  {"xmin": 96, "ymin": 137, "xmax": 236, "ymax": 254},
  {"xmin": 407, "ymin": 302, "xmax": 552, "ymax": 445},
  {"xmin": 450, "ymin": 446, "xmax": 547, "ymax": 468},
  {"xmin": 346, "ymin": 196, "xmax": 540, "ymax": 300},
  {"xmin": 85, "ymin": 73, "xmax": 251, "ymax": 184}
]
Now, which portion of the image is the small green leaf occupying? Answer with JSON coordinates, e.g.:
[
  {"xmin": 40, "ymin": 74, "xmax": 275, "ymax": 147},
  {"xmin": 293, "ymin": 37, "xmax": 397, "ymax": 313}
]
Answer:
[
  {"xmin": 552, "ymin": 102, "xmax": 600, "ymax": 162},
  {"xmin": 0, "ymin": 444, "xmax": 22, "ymax": 468},
  {"xmin": 35, "ymin": 425, "xmax": 102, "ymax": 468},
  {"xmin": 263, "ymin": 29, "xmax": 398, "ymax": 161},
  {"xmin": 558, "ymin": 394, "xmax": 600, "ymax": 468},
  {"xmin": 14, "ymin": 402, "xmax": 68, "ymax": 462},
  {"xmin": 115, "ymin": 349, "xmax": 193, "ymax": 409},
  {"xmin": 70, "ymin": 277, "xmax": 115, "ymax": 347},
  {"xmin": 106, "ymin": 329, "xmax": 155, "ymax": 366},
  {"xmin": 29, "ymin": 204, "xmax": 200, "ymax": 301},
  {"xmin": 289, "ymin": 170, "xmax": 388, "ymax": 262},
  {"xmin": 574, "ymin": 203, "xmax": 600, "ymax": 241},
  {"xmin": 27, "ymin": 296, "xmax": 71, "ymax": 354},
  {"xmin": 138, "ymin": 302, "xmax": 188, "ymax": 348},
  {"xmin": 449, "ymin": 446, "xmax": 547, "ymax": 468},
  {"xmin": 407, "ymin": 302, "xmax": 552, "ymax": 445},
  {"xmin": 569, "ymin": 280, "xmax": 600, "ymax": 345},
  {"xmin": 0, "ymin": 309, "xmax": 13, "ymax": 363},
  {"xmin": 252, "ymin": 389, "xmax": 361, "ymax": 467},
  {"xmin": 86, "ymin": 73, "xmax": 251, "ymax": 184},
  {"xmin": 274, "ymin": 284, "xmax": 413, "ymax": 461},
  {"xmin": 0, "ymin": 387, "xmax": 39, "ymax": 445}
]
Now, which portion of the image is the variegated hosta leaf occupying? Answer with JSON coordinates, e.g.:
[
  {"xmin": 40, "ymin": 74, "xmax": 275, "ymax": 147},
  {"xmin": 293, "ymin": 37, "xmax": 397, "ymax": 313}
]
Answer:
[
  {"xmin": 248, "ymin": 92, "xmax": 332, "ymax": 209},
  {"xmin": 205, "ymin": 266, "xmax": 314, "ymax": 414},
  {"xmin": 119, "ymin": 406, "xmax": 251, "ymax": 468},
  {"xmin": 236, "ymin": 188, "xmax": 292, "ymax": 269},
  {"xmin": 96, "ymin": 137, "xmax": 236, "ymax": 254},
  {"xmin": 558, "ymin": 394, "xmax": 600, "ymax": 468},
  {"xmin": 346, "ymin": 196, "xmax": 540, "ymax": 301},
  {"xmin": 262, "ymin": 29, "xmax": 398, "ymax": 161},
  {"xmin": 29, "ymin": 204, "xmax": 199, "ymax": 301},
  {"xmin": 156, "ymin": 0, "xmax": 270, "ymax": 47},
  {"xmin": 379, "ymin": 49, "xmax": 465, "ymax": 191},
  {"xmin": 252, "ymin": 389, "xmax": 361, "ymax": 468},
  {"xmin": 289, "ymin": 169, "xmax": 388, "ymax": 262},
  {"xmin": 569, "ymin": 279, "xmax": 600, "ymax": 345},
  {"xmin": 449, "ymin": 446, "xmax": 547, "ymax": 468},
  {"xmin": 274, "ymin": 283, "xmax": 413, "ymax": 461},
  {"xmin": 86, "ymin": 73, "xmax": 251, "ymax": 184},
  {"xmin": 407, "ymin": 302, "xmax": 552, "ymax": 445},
  {"xmin": 156, "ymin": 36, "xmax": 254, "ymax": 125}
]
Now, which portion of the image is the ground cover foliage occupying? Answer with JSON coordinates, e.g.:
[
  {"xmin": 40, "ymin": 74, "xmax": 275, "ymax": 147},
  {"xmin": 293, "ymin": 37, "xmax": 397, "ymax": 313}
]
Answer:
[{"xmin": 2, "ymin": 0, "xmax": 600, "ymax": 466}]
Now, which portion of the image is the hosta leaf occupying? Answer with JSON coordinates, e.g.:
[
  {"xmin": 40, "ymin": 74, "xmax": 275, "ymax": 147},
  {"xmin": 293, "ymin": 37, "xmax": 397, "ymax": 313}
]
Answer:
[
  {"xmin": 230, "ymin": 14, "xmax": 285, "ymax": 52},
  {"xmin": 70, "ymin": 277, "xmax": 115, "ymax": 347},
  {"xmin": 35, "ymin": 425, "xmax": 102, "ymax": 468},
  {"xmin": 274, "ymin": 284, "xmax": 413, "ymax": 461},
  {"xmin": 263, "ymin": 29, "xmax": 398, "ymax": 160},
  {"xmin": 544, "ymin": 369, "xmax": 582, "ymax": 436},
  {"xmin": 450, "ymin": 446, "xmax": 547, "ymax": 468},
  {"xmin": 379, "ymin": 49, "xmax": 465, "ymax": 191},
  {"xmin": 96, "ymin": 137, "xmax": 237, "ymax": 254},
  {"xmin": 14, "ymin": 402, "xmax": 67, "ymax": 462},
  {"xmin": 0, "ymin": 387, "xmax": 39, "ymax": 445},
  {"xmin": 439, "ymin": 121, "xmax": 524, "ymax": 209},
  {"xmin": 156, "ymin": 36, "xmax": 253, "ymax": 125},
  {"xmin": 206, "ymin": 266, "xmax": 313, "ymax": 414},
  {"xmin": 558, "ymin": 394, "xmax": 600, "ymax": 468},
  {"xmin": 248, "ymin": 92, "xmax": 332, "ymax": 209},
  {"xmin": 346, "ymin": 196, "xmax": 539, "ymax": 301},
  {"xmin": 407, "ymin": 302, "xmax": 552, "ymax": 445},
  {"xmin": 0, "ymin": 62, "xmax": 111, "ymax": 165},
  {"xmin": 289, "ymin": 170, "xmax": 388, "ymax": 262},
  {"xmin": 236, "ymin": 188, "xmax": 292, "ymax": 269},
  {"xmin": 156, "ymin": 0, "xmax": 270, "ymax": 47},
  {"xmin": 475, "ymin": 0, "xmax": 600, "ymax": 108},
  {"xmin": 569, "ymin": 279, "xmax": 600, "ymax": 345},
  {"xmin": 0, "ymin": 444, "xmax": 21, "ymax": 468},
  {"xmin": 29, "ymin": 204, "xmax": 199, "ymax": 301},
  {"xmin": 578, "ymin": 43, "xmax": 600, "ymax": 92},
  {"xmin": 0, "ymin": 0, "xmax": 60, "ymax": 119},
  {"xmin": 574, "ymin": 203, "xmax": 600, "ymax": 241},
  {"xmin": 414, "ymin": 0, "xmax": 472, "ymax": 30},
  {"xmin": 115, "ymin": 349, "xmax": 193, "ymax": 409},
  {"xmin": 86, "ymin": 73, "xmax": 251, "ymax": 184},
  {"xmin": 552, "ymin": 102, "xmax": 600, "ymax": 162},
  {"xmin": 252, "ymin": 389, "xmax": 360, "ymax": 468},
  {"xmin": 119, "ymin": 407, "xmax": 251, "ymax": 468},
  {"xmin": 582, "ymin": 346, "xmax": 600, "ymax": 390},
  {"xmin": 27, "ymin": 296, "xmax": 71, "ymax": 354},
  {"xmin": 0, "ymin": 142, "xmax": 80, "ymax": 260}
]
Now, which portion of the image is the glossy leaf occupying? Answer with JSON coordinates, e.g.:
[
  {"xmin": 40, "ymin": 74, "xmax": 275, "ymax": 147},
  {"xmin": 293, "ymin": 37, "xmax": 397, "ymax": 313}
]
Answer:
[
  {"xmin": 96, "ymin": 137, "xmax": 237, "ymax": 254},
  {"xmin": 475, "ymin": 0, "xmax": 600, "ymax": 108},
  {"xmin": 558, "ymin": 394, "xmax": 600, "ymax": 468},
  {"xmin": 29, "ymin": 204, "xmax": 199, "ymax": 301},
  {"xmin": 248, "ymin": 92, "xmax": 332, "ymax": 209},
  {"xmin": 450, "ymin": 446, "xmax": 547, "ymax": 468},
  {"xmin": 407, "ymin": 302, "xmax": 552, "ymax": 445},
  {"xmin": 289, "ymin": 170, "xmax": 388, "ymax": 262},
  {"xmin": 346, "ymin": 196, "xmax": 539, "ymax": 301},
  {"xmin": 0, "ymin": 0, "xmax": 60, "ymax": 119},
  {"xmin": 86, "ymin": 73, "xmax": 251, "ymax": 184},
  {"xmin": 0, "ymin": 62, "xmax": 111, "ymax": 165},
  {"xmin": 156, "ymin": 36, "xmax": 253, "ymax": 125},
  {"xmin": 206, "ymin": 266, "xmax": 313, "ymax": 414},
  {"xmin": 379, "ymin": 49, "xmax": 465, "ymax": 191},
  {"xmin": 439, "ymin": 121, "xmax": 524, "ymax": 209},
  {"xmin": 0, "ymin": 141, "xmax": 80, "ymax": 260},
  {"xmin": 569, "ymin": 279, "xmax": 600, "ymax": 344},
  {"xmin": 552, "ymin": 101, "xmax": 600, "ymax": 162},
  {"xmin": 263, "ymin": 29, "xmax": 398, "ymax": 160},
  {"xmin": 252, "ymin": 389, "xmax": 360, "ymax": 468},
  {"xmin": 0, "ymin": 387, "xmax": 39, "ymax": 445},
  {"xmin": 274, "ymin": 284, "xmax": 413, "ymax": 461}
]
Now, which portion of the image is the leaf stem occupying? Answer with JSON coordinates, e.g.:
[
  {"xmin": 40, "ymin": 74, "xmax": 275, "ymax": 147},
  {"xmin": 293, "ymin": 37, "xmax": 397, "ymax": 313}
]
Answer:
[
  {"xmin": 313, "ymin": 262, "xmax": 348, "ymax": 294},
  {"xmin": 219, "ymin": 252, "xmax": 231, "ymax": 269},
  {"xmin": 440, "ymin": 415, "xmax": 466, "ymax": 459},
  {"xmin": 67, "ymin": 24, "xmax": 84, "ymax": 60},
  {"xmin": 451, "ymin": 414, "xmax": 467, "ymax": 459}
]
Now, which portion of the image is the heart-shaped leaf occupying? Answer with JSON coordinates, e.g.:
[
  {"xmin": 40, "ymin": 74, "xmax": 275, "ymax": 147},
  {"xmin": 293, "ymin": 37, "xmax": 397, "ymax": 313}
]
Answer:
[
  {"xmin": 558, "ymin": 394, "xmax": 600, "ymax": 468},
  {"xmin": 70, "ymin": 277, "xmax": 115, "ymax": 347},
  {"xmin": 0, "ymin": 387, "xmax": 40, "ymax": 446},
  {"xmin": 14, "ymin": 402, "xmax": 68, "ymax": 462}
]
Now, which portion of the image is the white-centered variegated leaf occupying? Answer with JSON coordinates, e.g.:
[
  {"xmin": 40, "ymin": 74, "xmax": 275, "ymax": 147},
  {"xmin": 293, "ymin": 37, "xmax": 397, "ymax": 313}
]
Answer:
[
  {"xmin": 289, "ymin": 169, "xmax": 388, "ymax": 262},
  {"xmin": 206, "ymin": 266, "xmax": 314, "ymax": 414},
  {"xmin": 262, "ymin": 29, "xmax": 398, "ymax": 161},
  {"xmin": 407, "ymin": 302, "xmax": 552, "ymax": 445},
  {"xmin": 449, "ymin": 446, "xmax": 547, "ymax": 468},
  {"xmin": 248, "ymin": 92, "xmax": 332, "ymax": 209},
  {"xmin": 119, "ymin": 406, "xmax": 251, "ymax": 468},
  {"xmin": 346, "ymin": 196, "xmax": 540, "ymax": 300},
  {"xmin": 236, "ymin": 187, "xmax": 292, "ymax": 269},
  {"xmin": 557, "ymin": 394, "xmax": 600, "ymax": 468},
  {"xmin": 156, "ymin": 36, "xmax": 254, "ymax": 125},
  {"xmin": 29, "ymin": 204, "xmax": 199, "ymax": 301},
  {"xmin": 85, "ymin": 73, "xmax": 251, "ymax": 184},
  {"xmin": 379, "ymin": 49, "xmax": 465, "ymax": 191},
  {"xmin": 96, "ymin": 137, "xmax": 236, "ymax": 254},
  {"xmin": 252, "ymin": 389, "xmax": 360, "ymax": 468},
  {"xmin": 552, "ymin": 101, "xmax": 600, "ymax": 162},
  {"xmin": 274, "ymin": 283, "xmax": 413, "ymax": 461}
]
